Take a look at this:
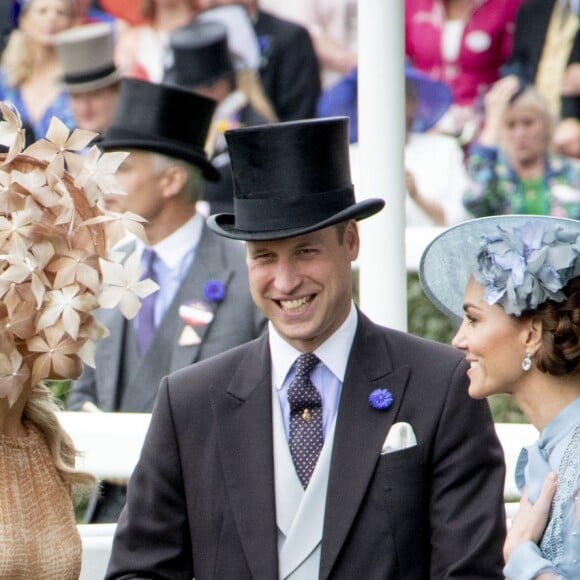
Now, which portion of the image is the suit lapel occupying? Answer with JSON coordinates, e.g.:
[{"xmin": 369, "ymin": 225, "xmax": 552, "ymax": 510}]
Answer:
[
  {"xmin": 95, "ymin": 307, "xmax": 126, "ymax": 411},
  {"xmin": 169, "ymin": 224, "xmax": 235, "ymax": 371},
  {"xmin": 319, "ymin": 314, "xmax": 411, "ymax": 580},
  {"xmin": 114, "ymin": 227, "xmax": 240, "ymax": 411},
  {"xmin": 210, "ymin": 335, "xmax": 279, "ymax": 579}
]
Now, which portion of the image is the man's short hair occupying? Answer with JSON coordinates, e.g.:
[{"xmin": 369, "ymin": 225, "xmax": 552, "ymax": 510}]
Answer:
[{"xmin": 151, "ymin": 152, "xmax": 204, "ymax": 203}]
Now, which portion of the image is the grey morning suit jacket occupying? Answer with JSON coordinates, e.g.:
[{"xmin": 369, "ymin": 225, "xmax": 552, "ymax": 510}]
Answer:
[
  {"xmin": 68, "ymin": 223, "xmax": 265, "ymax": 413},
  {"xmin": 106, "ymin": 312, "xmax": 506, "ymax": 579}
]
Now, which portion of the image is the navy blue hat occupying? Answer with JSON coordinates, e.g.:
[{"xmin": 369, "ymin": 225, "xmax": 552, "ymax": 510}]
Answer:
[
  {"xmin": 207, "ymin": 117, "xmax": 384, "ymax": 241},
  {"xmin": 405, "ymin": 63, "xmax": 453, "ymax": 133}
]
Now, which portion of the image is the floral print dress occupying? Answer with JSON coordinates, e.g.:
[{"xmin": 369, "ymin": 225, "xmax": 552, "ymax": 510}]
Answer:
[{"xmin": 463, "ymin": 143, "xmax": 580, "ymax": 219}]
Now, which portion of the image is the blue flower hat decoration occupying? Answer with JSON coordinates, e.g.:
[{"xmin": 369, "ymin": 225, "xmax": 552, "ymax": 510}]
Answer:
[
  {"xmin": 474, "ymin": 220, "xmax": 580, "ymax": 316},
  {"xmin": 203, "ymin": 279, "xmax": 226, "ymax": 303},
  {"xmin": 419, "ymin": 215, "xmax": 580, "ymax": 323},
  {"xmin": 369, "ymin": 388, "xmax": 394, "ymax": 410}
]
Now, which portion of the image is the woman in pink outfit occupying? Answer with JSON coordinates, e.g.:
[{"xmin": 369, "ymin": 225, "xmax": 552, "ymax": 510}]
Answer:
[
  {"xmin": 405, "ymin": 0, "xmax": 522, "ymax": 139},
  {"xmin": 115, "ymin": 0, "xmax": 197, "ymax": 82}
]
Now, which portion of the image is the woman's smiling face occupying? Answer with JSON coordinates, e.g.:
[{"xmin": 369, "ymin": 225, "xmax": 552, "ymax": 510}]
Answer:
[{"xmin": 451, "ymin": 276, "xmax": 531, "ymax": 399}]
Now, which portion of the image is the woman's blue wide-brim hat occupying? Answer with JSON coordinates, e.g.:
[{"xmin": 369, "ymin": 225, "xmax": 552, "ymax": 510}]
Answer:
[
  {"xmin": 207, "ymin": 117, "xmax": 385, "ymax": 241},
  {"xmin": 406, "ymin": 65, "xmax": 453, "ymax": 133},
  {"xmin": 419, "ymin": 215, "xmax": 580, "ymax": 324}
]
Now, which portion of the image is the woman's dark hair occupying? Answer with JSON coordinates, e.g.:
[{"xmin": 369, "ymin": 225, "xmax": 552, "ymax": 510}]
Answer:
[{"xmin": 524, "ymin": 277, "xmax": 580, "ymax": 376}]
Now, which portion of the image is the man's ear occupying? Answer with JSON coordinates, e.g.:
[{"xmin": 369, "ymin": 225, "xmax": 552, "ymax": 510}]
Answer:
[
  {"xmin": 160, "ymin": 165, "xmax": 188, "ymax": 199},
  {"xmin": 345, "ymin": 220, "xmax": 360, "ymax": 260}
]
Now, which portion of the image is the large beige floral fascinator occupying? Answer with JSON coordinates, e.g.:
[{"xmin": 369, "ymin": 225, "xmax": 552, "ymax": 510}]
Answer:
[{"xmin": 0, "ymin": 102, "xmax": 158, "ymax": 405}]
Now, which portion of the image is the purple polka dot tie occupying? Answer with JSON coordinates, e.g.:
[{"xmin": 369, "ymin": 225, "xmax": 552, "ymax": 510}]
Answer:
[{"xmin": 288, "ymin": 353, "xmax": 323, "ymax": 488}]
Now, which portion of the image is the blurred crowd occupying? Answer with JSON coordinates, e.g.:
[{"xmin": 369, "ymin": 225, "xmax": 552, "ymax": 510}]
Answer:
[
  {"xmin": 0, "ymin": 0, "xmax": 577, "ymax": 224},
  {"xmin": 0, "ymin": 0, "xmax": 577, "ymax": 542}
]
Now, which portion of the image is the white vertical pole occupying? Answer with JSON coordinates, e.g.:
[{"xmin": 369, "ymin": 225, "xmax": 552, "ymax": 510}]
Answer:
[{"xmin": 357, "ymin": 0, "xmax": 406, "ymax": 330}]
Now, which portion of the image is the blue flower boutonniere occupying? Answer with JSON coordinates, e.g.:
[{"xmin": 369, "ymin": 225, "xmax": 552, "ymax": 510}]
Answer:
[
  {"xmin": 369, "ymin": 388, "xmax": 394, "ymax": 411},
  {"xmin": 203, "ymin": 280, "xmax": 226, "ymax": 303}
]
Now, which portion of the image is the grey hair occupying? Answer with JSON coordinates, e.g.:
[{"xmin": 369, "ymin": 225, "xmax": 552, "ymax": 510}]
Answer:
[
  {"xmin": 150, "ymin": 152, "xmax": 204, "ymax": 203},
  {"xmin": 507, "ymin": 86, "xmax": 555, "ymax": 139}
]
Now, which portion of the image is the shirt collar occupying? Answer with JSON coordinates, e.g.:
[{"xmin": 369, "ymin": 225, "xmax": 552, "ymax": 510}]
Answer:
[
  {"xmin": 515, "ymin": 396, "xmax": 580, "ymax": 497},
  {"xmin": 269, "ymin": 303, "xmax": 358, "ymax": 390},
  {"xmin": 137, "ymin": 213, "xmax": 203, "ymax": 268}
]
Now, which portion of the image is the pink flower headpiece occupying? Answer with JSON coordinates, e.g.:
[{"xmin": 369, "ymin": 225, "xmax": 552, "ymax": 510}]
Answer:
[{"xmin": 0, "ymin": 103, "xmax": 157, "ymax": 405}]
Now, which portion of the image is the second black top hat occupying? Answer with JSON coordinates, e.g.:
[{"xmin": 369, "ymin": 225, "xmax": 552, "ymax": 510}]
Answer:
[
  {"xmin": 99, "ymin": 78, "xmax": 220, "ymax": 181},
  {"xmin": 164, "ymin": 20, "xmax": 235, "ymax": 89}
]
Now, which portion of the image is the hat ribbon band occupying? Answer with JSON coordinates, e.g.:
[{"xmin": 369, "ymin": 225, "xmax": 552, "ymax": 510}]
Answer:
[
  {"xmin": 234, "ymin": 186, "xmax": 355, "ymax": 232},
  {"xmin": 63, "ymin": 63, "xmax": 117, "ymax": 85}
]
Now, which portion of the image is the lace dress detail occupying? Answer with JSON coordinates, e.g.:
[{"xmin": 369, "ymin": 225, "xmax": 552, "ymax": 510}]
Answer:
[
  {"xmin": 0, "ymin": 423, "xmax": 81, "ymax": 579},
  {"xmin": 540, "ymin": 425, "xmax": 580, "ymax": 565}
]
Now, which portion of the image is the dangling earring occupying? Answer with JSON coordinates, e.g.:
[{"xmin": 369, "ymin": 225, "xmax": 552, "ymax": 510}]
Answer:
[{"xmin": 522, "ymin": 351, "xmax": 532, "ymax": 372}]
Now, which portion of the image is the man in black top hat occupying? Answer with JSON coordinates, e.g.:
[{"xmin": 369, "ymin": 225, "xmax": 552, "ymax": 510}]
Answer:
[
  {"xmin": 163, "ymin": 19, "xmax": 270, "ymax": 215},
  {"xmin": 106, "ymin": 118, "xmax": 506, "ymax": 578},
  {"xmin": 194, "ymin": 0, "xmax": 321, "ymax": 121},
  {"xmin": 68, "ymin": 78, "xmax": 265, "ymax": 523}
]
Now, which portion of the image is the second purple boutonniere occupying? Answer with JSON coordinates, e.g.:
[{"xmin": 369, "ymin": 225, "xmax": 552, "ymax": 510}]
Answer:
[
  {"xmin": 203, "ymin": 279, "xmax": 226, "ymax": 303},
  {"xmin": 177, "ymin": 281, "xmax": 226, "ymax": 347}
]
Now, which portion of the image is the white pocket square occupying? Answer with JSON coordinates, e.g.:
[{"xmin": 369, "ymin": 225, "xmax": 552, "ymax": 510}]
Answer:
[{"xmin": 381, "ymin": 422, "xmax": 417, "ymax": 455}]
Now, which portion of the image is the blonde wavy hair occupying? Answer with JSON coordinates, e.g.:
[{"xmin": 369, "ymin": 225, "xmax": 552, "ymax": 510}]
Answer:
[
  {"xmin": 236, "ymin": 68, "xmax": 278, "ymax": 124},
  {"xmin": 1, "ymin": 0, "xmax": 76, "ymax": 88},
  {"xmin": 23, "ymin": 382, "xmax": 96, "ymax": 502}
]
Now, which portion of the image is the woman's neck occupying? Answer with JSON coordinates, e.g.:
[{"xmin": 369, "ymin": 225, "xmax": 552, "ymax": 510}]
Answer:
[
  {"xmin": 0, "ymin": 393, "xmax": 28, "ymax": 437},
  {"xmin": 445, "ymin": 0, "xmax": 474, "ymax": 20},
  {"xmin": 513, "ymin": 158, "xmax": 544, "ymax": 180},
  {"xmin": 514, "ymin": 374, "xmax": 580, "ymax": 431},
  {"xmin": 154, "ymin": 3, "xmax": 193, "ymax": 31},
  {"xmin": 28, "ymin": 43, "xmax": 60, "ymax": 77}
]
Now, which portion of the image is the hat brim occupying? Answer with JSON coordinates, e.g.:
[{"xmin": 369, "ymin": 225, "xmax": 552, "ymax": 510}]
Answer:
[
  {"xmin": 419, "ymin": 215, "xmax": 580, "ymax": 324},
  {"xmin": 62, "ymin": 70, "xmax": 121, "ymax": 93},
  {"xmin": 164, "ymin": 67, "xmax": 234, "ymax": 90},
  {"xmin": 207, "ymin": 198, "xmax": 385, "ymax": 241},
  {"xmin": 406, "ymin": 68, "xmax": 452, "ymax": 133},
  {"xmin": 99, "ymin": 137, "xmax": 220, "ymax": 182}
]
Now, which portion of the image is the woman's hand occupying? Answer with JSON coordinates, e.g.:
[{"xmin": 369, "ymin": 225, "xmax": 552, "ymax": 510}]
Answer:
[
  {"xmin": 479, "ymin": 76, "xmax": 521, "ymax": 147},
  {"xmin": 553, "ymin": 118, "xmax": 580, "ymax": 158},
  {"xmin": 405, "ymin": 170, "xmax": 446, "ymax": 225},
  {"xmin": 562, "ymin": 63, "xmax": 580, "ymax": 96},
  {"xmin": 503, "ymin": 472, "xmax": 557, "ymax": 563}
]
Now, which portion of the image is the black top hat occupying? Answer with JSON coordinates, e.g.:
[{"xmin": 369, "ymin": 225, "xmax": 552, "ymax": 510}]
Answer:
[
  {"xmin": 207, "ymin": 117, "xmax": 385, "ymax": 240},
  {"xmin": 163, "ymin": 20, "xmax": 235, "ymax": 89},
  {"xmin": 99, "ymin": 78, "xmax": 220, "ymax": 181}
]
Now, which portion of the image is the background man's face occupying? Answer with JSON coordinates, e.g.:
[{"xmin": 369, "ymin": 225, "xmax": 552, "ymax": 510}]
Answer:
[
  {"xmin": 105, "ymin": 150, "xmax": 166, "ymax": 225},
  {"xmin": 69, "ymin": 84, "xmax": 119, "ymax": 133}
]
